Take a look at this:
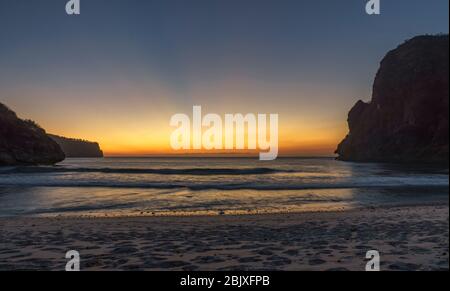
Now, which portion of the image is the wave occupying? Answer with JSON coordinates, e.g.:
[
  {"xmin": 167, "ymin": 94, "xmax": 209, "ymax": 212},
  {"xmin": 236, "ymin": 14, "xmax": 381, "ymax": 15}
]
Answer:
[
  {"xmin": 0, "ymin": 166, "xmax": 294, "ymax": 176},
  {"xmin": 0, "ymin": 180, "xmax": 448, "ymax": 191}
]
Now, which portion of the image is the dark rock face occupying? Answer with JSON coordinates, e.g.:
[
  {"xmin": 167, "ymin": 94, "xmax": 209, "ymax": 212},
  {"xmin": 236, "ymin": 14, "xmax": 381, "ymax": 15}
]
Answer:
[
  {"xmin": 0, "ymin": 103, "xmax": 65, "ymax": 166},
  {"xmin": 49, "ymin": 134, "xmax": 103, "ymax": 158},
  {"xmin": 336, "ymin": 35, "xmax": 449, "ymax": 163}
]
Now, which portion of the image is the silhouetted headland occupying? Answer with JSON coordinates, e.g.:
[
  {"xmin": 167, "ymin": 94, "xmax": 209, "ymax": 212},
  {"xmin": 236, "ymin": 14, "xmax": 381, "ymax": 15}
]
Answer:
[
  {"xmin": 0, "ymin": 103, "xmax": 65, "ymax": 166},
  {"xmin": 336, "ymin": 35, "xmax": 449, "ymax": 163},
  {"xmin": 49, "ymin": 134, "xmax": 103, "ymax": 158}
]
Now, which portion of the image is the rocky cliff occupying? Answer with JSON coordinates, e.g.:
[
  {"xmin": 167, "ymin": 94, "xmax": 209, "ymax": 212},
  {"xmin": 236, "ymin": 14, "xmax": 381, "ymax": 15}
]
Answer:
[
  {"xmin": 49, "ymin": 134, "xmax": 103, "ymax": 158},
  {"xmin": 0, "ymin": 103, "xmax": 65, "ymax": 166},
  {"xmin": 336, "ymin": 35, "xmax": 449, "ymax": 163}
]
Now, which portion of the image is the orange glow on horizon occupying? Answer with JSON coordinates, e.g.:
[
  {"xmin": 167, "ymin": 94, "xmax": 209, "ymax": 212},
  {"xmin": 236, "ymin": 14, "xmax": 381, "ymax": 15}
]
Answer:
[
  {"xmin": 5, "ymin": 76, "xmax": 351, "ymax": 157},
  {"xmin": 48, "ymin": 125, "xmax": 345, "ymax": 157}
]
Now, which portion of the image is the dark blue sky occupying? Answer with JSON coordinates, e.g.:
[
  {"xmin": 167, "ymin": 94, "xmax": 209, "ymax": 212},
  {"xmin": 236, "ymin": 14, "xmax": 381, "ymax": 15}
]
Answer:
[
  {"xmin": 1, "ymin": 0, "xmax": 448, "ymax": 87},
  {"xmin": 0, "ymin": 0, "xmax": 448, "ymax": 154}
]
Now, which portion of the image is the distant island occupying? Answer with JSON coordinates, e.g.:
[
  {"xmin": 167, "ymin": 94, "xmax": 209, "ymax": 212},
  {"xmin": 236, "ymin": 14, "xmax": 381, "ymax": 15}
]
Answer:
[
  {"xmin": 49, "ymin": 134, "xmax": 103, "ymax": 158},
  {"xmin": 0, "ymin": 103, "xmax": 65, "ymax": 166},
  {"xmin": 336, "ymin": 35, "xmax": 449, "ymax": 163}
]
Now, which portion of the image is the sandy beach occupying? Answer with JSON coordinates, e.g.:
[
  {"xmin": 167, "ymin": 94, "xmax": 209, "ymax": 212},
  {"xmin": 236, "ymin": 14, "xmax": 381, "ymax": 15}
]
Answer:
[{"xmin": 0, "ymin": 204, "xmax": 448, "ymax": 271}]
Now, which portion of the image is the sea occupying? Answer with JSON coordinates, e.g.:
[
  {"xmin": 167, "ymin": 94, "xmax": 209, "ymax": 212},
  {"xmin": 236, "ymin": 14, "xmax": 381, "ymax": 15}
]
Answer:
[{"xmin": 0, "ymin": 157, "xmax": 448, "ymax": 217}]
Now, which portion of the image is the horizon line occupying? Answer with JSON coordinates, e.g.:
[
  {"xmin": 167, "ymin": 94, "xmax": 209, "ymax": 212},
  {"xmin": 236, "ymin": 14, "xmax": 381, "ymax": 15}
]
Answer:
[{"xmin": 100, "ymin": 154, "xmax": 337, "ymax": 159}]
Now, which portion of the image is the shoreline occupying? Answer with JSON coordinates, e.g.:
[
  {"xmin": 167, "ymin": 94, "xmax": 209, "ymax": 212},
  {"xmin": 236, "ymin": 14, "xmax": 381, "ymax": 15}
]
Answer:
[
  {"xmin": 1, "ymin": 203, "xmax": 448, "ymax": 271},
  {"xmin": 1, "ymin": 200, "xmax": 447, "ymax": 220},
  {"xmin": 1, "ymin": 185, "xmax": 448, "ymax": 219}
]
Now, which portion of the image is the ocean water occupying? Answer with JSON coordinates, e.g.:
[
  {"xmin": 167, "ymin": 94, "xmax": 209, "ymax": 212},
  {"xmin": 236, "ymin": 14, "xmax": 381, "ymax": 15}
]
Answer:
[{"xmin": 0, "ymin": 157, "xmax": 448, "ymax": 217}]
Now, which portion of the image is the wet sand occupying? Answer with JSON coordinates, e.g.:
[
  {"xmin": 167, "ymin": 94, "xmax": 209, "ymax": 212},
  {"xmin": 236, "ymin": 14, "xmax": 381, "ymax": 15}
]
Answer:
[{"xmin": 0, "ymin": 204, "xmax": 448, "ymax": 271}]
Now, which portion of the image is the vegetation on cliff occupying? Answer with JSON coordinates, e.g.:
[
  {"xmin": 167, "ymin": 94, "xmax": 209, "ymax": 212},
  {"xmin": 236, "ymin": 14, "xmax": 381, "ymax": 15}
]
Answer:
[
  {"xmin": 0, "ymin": 103, "xmax": 65, "ymax": 165},
  {"xmin": 49, "ymin": 134, "xmax": 103, "ymax": 158}
]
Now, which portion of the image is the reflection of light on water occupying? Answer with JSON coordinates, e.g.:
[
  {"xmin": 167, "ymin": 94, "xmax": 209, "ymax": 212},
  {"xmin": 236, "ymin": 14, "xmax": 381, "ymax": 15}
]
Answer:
[
  {"xmin": 0, "ymin": 158, "xmax": 448, "ymax": 218},
  {"xmin": 0, "ymin": 187, "xmax": 361, "ymax": 218}
]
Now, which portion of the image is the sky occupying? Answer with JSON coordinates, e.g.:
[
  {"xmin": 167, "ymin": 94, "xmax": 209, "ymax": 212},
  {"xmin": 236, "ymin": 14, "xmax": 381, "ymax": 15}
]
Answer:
[{"xmin": 0, "ymin": 0, "xmax": 448, "ymax": 156}]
